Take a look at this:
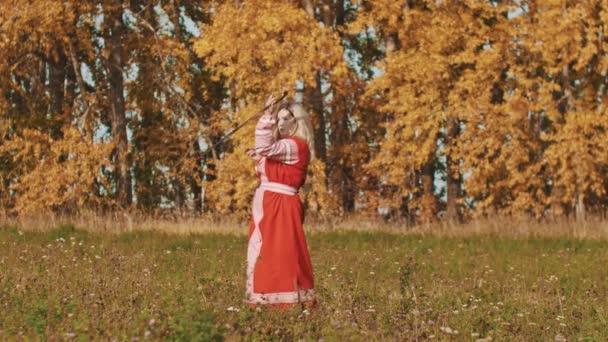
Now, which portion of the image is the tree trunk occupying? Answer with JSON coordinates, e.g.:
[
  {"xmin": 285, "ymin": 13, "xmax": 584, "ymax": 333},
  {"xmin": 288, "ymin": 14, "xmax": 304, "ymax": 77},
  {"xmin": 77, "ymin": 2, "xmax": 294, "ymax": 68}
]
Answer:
[
  {"xmin": 420, "ymin": 161, "xmax": 437, "ymax": 222},
  {"xmin": 307, "ymin": 70, "xmax": 327, "ymax": 162},
  {"xmin": 385, "ymin": 2, "xmax": 405, "ymax": 53},
  {"xmin": 321, "ymin": 1, "xmax": 333, "ymax": 26},
  {"xmin": 49, "ymin": 51, "xmax": 66, "ymax": 115},
  {"xmin": 169, "ymin": 0, "xmax": 182, "ymax": 40},
  {"xmin": 107, "ymin": 6, "xmax": 132, "ymax": 208},
  {"xmin": 49, "ymin": 49, "xmax": 66, "ymax": 139},
  {"xmin": 335, "ymin": 0, "xmax": 345, "ymax": 26},
  {"xmin": 302, "ymin": 0, "xmax": 315, "ymax": 17},
  {"xmin": 445, "ymin": 118, "xmax": 460, "ymax": 222},
  {"xmin": 561, "ymin": 64, "xmax": 585, "ymax": 221},
  {"xmin": 299, "ymin": 1, "xmax": 327, "ymax": 161},
  {"xmin": 446, "ymin": 164, "xmax": 460, "ymax": 222},
  {"xmin": 335, "ymin": 114, "xmax": 354, "ymax": 212},
  {"xmin": 385, "ymin": 32, "xmax": 401, "ymax": 53},
  {"xmin": 191, "ymin": 141, "xmax": 203, "ymax": 213}
]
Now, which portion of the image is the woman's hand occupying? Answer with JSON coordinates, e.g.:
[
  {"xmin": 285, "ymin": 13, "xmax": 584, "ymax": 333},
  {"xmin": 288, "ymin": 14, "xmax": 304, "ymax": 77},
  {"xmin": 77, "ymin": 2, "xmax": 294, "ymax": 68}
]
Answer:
[
  {"xmin": 264, "ymin": 94, "xmax": 277, "ymax": 117},
  {"xmin": 246, "ymin": 148, "xmax": 261, "ymax": 162}
]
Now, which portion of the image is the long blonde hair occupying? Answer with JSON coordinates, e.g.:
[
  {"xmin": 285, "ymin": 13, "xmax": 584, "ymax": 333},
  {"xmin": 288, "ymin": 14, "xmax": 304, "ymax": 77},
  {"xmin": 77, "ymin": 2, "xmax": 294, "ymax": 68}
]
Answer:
[{"xmin": 277, "ymin": 99, "xmax": 315, "ymax": 160}]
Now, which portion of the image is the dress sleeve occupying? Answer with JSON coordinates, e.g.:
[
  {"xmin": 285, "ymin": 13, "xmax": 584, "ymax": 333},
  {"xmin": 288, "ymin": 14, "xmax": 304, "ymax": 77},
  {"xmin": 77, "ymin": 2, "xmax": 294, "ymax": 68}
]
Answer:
[{"xmin": 255, "ymin": 114, "xmax": 299, "ymax": 165}]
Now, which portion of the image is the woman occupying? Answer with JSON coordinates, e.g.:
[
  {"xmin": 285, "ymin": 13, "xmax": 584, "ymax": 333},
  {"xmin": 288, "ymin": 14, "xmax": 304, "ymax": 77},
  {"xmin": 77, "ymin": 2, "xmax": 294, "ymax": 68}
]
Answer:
[{"xmin": 245, "ymin": 94, "xmax": 316, "ymax": 308}]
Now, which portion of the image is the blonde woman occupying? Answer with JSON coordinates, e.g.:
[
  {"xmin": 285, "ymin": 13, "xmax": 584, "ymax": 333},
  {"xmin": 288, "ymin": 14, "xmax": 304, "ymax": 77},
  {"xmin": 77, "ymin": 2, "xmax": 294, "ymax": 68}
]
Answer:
[{"xmin": 245, "ymin": 94, "xmax": 316, "ymax": 309}]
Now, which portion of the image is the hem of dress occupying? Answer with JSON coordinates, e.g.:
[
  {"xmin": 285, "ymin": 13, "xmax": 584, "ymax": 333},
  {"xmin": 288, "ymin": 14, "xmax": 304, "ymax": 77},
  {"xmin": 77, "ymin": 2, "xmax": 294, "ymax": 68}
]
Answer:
[{"xmin": 248, "ymin": 289, "xmax": 315, "ymax": 305}]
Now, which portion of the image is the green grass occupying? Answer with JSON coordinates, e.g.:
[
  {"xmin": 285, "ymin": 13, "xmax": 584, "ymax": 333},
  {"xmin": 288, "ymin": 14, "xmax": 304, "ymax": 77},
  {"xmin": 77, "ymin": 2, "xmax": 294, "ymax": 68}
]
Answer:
[{"xmin": 1, "ymin": 225, "xmax": 607, "ymax": 340}]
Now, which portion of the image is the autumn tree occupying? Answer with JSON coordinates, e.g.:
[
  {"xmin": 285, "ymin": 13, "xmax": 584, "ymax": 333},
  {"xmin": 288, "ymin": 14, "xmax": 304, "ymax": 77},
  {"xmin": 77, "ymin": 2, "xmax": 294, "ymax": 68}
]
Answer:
[
  {"xmin": 0, "ymin": 0, "xmax": 223, "ymax": 215},
  {"xmin": 194, "ymin": 0, "xmax": 346, "ymax": 216},
  {"xmin": 0, "ymin": 1, "xmax": 106, "ymax": 214},
  {"xmin": 2, "ymin": 0, "xmax": 608, "ymax": 222},
  {"xmin": 354, "ymin": 0, "xmax": 505, "ymax": 222}
]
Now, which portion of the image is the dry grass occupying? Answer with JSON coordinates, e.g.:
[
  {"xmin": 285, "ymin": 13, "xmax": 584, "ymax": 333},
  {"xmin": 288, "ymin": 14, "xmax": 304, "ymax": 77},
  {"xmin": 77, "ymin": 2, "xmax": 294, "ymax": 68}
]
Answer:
[
  {"xmin": 1, "ymin": 223, "xmax": 607, "ymax": 340},
  {"xmin": 2, "ymin": 211, "xmax": 244, "ymax": 235},
  {"xmin": 3, "ymin": 212, "xmax": 608, "ymax": 240}
]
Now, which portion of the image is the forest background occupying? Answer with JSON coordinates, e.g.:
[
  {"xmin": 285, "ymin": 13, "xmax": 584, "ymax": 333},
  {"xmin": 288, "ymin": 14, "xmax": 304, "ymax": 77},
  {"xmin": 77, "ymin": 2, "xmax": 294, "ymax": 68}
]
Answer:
[{"xmin": 2, "ymin": 0, "xmax": 608, "ymax": 225}]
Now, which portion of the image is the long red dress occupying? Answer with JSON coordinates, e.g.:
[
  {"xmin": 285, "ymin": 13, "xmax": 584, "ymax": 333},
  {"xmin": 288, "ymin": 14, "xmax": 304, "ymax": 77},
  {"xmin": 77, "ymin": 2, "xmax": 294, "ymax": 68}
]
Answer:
[{"xmin": 246, "ymin": 114, "xmax": 315, "ymax": 306}]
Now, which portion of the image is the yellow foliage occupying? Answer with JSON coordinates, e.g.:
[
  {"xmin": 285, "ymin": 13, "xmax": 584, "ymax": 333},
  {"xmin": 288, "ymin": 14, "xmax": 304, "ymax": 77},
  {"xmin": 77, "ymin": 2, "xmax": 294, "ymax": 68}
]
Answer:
[
  {"xmin": 0, "ymin": 128, "xmax": 113, "ymax": 215},
  {"xmin": 301, "ymin": 158, "xmax": 340, "ymax": 217},
  {"xmin": 2, "ymin": 0, "xmax": 608, "ymax": 221},
  {"xmin": 193, "ymin": 0, "xmax": 344, "ymax": 215},
  {"xmin": 194, "ymin": 1, "xmax": 342, "ymax": 98}
]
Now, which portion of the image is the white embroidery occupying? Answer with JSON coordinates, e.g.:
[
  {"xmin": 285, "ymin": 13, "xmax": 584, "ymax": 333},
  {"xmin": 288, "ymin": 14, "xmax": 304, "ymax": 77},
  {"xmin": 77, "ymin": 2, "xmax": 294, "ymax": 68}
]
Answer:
[
  {"xmin": 249, "ymin": 289, "xmax": 316, "ymax": 305},
  {"xmin": 246, "ymin": 187, "xmax": 265, "ymax": 301}
]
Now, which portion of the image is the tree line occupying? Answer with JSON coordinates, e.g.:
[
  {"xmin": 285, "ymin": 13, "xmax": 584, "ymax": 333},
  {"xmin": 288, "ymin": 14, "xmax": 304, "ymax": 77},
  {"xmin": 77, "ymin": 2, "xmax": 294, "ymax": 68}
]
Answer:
[{"xmin": 1, "ymin": 0, "xmax": 607, "ymax": 223}]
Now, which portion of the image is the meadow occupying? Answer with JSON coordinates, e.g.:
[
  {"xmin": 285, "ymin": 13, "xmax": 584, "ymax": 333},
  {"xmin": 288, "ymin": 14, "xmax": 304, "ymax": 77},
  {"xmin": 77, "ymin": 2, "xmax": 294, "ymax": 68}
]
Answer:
[{"xmin": 1, "ymin": 218, "xmax": 607, "ymax": 341}]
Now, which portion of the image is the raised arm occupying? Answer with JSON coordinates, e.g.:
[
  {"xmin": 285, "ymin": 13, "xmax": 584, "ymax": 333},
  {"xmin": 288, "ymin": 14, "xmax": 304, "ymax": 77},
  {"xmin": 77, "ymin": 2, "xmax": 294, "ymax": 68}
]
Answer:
[{"xmin": 254, "ymin": 113, "xmax": 299, "ymax": 165}]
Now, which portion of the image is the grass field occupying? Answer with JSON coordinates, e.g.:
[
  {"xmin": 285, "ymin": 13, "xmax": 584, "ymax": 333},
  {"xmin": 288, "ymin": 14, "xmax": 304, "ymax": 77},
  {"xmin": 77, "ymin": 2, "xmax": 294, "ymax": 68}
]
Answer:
[{"xmin": 1, "ymin": 222, "xmax": 607, "ymax": 340}]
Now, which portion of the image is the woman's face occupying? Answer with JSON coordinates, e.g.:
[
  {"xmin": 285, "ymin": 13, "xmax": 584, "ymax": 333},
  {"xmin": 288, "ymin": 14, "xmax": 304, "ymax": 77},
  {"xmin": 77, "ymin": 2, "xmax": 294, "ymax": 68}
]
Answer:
[{"xmin": 277, "ymin": 108, "xmax": 297, "ymax": 138}]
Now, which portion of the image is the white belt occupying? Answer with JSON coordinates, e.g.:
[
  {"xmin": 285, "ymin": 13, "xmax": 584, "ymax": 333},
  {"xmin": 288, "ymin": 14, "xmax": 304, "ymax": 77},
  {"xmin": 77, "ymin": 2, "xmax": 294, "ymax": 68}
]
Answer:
[{"xmin": 259, "ymin": 181, "xmax": 298, "ymax": 195}]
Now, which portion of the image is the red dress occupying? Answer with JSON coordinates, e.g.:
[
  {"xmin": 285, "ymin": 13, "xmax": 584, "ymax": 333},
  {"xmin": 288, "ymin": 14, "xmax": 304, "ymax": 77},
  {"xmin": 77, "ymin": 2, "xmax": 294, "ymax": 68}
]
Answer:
[{"xmin": 246, "ymin": 114, "xmax": 315, "ymax": 306}]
